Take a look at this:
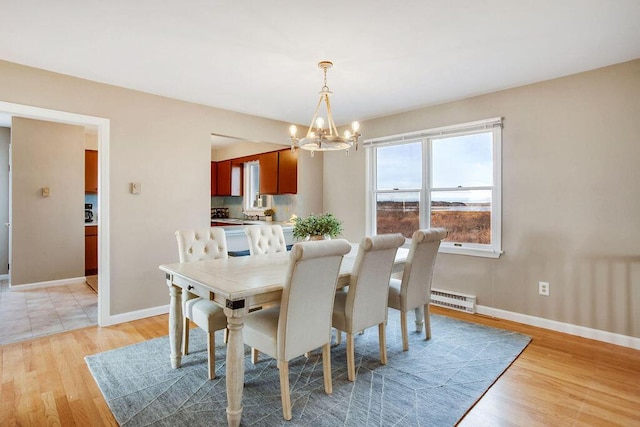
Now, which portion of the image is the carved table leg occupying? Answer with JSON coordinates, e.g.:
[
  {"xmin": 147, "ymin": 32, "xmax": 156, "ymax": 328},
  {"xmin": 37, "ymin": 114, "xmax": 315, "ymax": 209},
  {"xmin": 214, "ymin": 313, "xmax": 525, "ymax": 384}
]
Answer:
[
  {"xmin": 168, "ymin": 283, "xmax": 183, "ymax": 369},
  {"xmin": 225, "ymin": 316, "xmax": 245, "ymax": 427}
]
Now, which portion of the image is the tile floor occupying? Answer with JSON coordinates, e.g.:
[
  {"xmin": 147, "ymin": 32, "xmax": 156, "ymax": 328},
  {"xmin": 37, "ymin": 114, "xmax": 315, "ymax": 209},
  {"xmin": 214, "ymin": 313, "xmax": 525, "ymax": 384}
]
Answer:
[{"xmin": 0, "ymin": 279, "xmax": 98, "ymax": 345}]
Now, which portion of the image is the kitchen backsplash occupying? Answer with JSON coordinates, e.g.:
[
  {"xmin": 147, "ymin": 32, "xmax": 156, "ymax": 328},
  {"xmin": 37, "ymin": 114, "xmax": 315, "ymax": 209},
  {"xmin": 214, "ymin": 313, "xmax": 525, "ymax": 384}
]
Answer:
[{"xmin": 211, "ymin": 194, "xmax": 297, "ymax": 221}]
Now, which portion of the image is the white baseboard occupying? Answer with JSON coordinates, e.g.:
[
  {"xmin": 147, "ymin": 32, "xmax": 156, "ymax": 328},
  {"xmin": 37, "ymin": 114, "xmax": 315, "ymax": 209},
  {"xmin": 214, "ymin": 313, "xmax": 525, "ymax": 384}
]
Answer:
[
  {"xmin": 101, "ymin": 304, "xmax": 169, "ymax": 327},
  {"xmin": 476, "ymin": 305, "xmax": 640, "ymax": 350},
  {"xmin": 9, "ymin": 276, "xmax": 87, "ymax": 290},
  {"xmin": 0, "ymin": 274, "xmax": 8, "ymax": 280}
]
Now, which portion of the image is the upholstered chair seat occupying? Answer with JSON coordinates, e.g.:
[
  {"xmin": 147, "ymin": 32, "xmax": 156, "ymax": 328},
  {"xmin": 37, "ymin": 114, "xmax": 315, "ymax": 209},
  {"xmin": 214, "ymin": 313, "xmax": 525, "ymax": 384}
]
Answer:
[
  {"xmin": 332, "ymin": 233, "xmax": 405, "ymax": 381},
  {"xmin": 245, "ymin": 224, "xmax": 287, "ymax": 255},
  {"xmin": 243, "ymin": 239, "xmax": 352, "ymax": 420},
  {"xmin": 175, "ymin": 227, "xmax": 229, "ymax": 379},
  {"xmin": 388, "ymin": 228, "xmax": 447, "ymax": 351}
]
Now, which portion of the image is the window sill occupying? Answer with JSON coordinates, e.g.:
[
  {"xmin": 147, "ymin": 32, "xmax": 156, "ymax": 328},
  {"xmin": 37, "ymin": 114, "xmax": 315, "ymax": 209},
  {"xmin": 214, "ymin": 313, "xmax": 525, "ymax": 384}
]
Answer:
[{"xmin": 438, "ymin": 246, "xmax": 503, "ymax": 259}]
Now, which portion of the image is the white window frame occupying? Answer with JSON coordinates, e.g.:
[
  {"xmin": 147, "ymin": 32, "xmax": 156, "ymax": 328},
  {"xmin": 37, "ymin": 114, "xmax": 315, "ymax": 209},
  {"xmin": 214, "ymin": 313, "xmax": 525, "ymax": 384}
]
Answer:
[
  {"xmin": 365, "ymin": 117, "xmax": 503, "ymax": 258},
  {"xmin": 243, "ymin": 161, "xmax": 271, "ymax": 215}
]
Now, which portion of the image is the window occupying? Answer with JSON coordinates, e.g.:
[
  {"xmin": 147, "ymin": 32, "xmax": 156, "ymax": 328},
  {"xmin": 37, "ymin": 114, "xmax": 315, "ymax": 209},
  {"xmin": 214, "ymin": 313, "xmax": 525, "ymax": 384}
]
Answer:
[
  {"xmin": 243, "ymin": 161, "xmax": 271, "ymax": 213},
  {"xmin": 366, "ymin": 118, "xmax": 502, "ymax": 258}
]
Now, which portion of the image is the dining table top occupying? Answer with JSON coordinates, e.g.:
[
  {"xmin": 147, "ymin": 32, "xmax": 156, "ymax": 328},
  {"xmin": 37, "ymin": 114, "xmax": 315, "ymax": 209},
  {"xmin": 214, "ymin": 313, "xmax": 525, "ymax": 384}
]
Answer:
[{"xmin": 159, "ymin": 243, "xmax": 409, "ymax": 302}]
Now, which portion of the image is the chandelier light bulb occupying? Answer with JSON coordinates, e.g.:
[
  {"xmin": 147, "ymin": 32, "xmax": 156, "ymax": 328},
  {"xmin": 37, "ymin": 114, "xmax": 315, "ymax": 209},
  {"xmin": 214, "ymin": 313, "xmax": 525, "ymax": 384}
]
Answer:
[
  {"xmin": 351, "ymin": 121, "xmax": 360, "ymax": 132},
  {"xmin": 316, "ymin": 117, "xmax": 325, "ymax": 129},
  {"xmin": 289, "ymin": 125, "xmax": 297, "ymax": 137},
  {"xmin": 344, "ymin": 130, "xmax": 352, "ymax": 138}
]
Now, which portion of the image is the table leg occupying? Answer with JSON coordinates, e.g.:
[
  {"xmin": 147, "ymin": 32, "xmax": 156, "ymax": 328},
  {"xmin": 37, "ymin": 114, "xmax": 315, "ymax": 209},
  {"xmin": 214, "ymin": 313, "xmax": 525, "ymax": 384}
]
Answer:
[
  {"xmin": 414, "ymin": 306, "xmax": 424, "ymax": 333},
  {"xmin": 226, "ymin": 316, "xmax": 244, "ymax": 427},
  {"xmin": 168, "ymin": 284, "xmax": 183, "ymax": 369}
]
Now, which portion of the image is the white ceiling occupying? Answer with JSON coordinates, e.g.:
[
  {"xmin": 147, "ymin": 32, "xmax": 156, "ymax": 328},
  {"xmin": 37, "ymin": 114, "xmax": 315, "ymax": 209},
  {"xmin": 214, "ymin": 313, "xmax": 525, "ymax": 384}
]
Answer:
[{"xmin": 1, "ymin": 1, "xmax": 639, "ymax": 132}]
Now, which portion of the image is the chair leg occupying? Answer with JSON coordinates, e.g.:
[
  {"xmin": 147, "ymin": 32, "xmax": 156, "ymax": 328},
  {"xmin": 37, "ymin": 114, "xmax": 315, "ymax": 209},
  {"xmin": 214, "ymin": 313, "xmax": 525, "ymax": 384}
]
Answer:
[
  {"xmin": 224, "ymin": 328, "xmax": 229, "ymax": 344},
  {"xmin": 424, "ymin": 303, "xmax": 432, "ymax": 339},
  {"xmin": 207, "ymin": 331, "xmax": 216, "ymax": 380},
  {"xmin": 335, "ymin": 329, "xmax": 342, "ymax": 345},
  {"xmin": 346, "ymin": 332, "xmax": 356, "ymax": 381},
  {"xmin": 251, "ymin": 348, "xmax": 259, "ymax": 364},
  {"xmin": 183, "ymin": 317, "xmax": 190, "ymax": 355},
  {"xmin": 400, "ymin": 311, "xmax": 409, "ymax": 351},
  {"xmin": 278, "ymin": 360, "xmax": 292, "ymax": 420},
  {"xmin": 414, "ymin": 306, "xmax": 424, "ymax": 332},
  {"xmin": 378, "ymin": 323, "xmax": 387, "ymax": 365},
  {"xmin": 322, "ymin": 343, "xmax": 332, "ymax": 394}
]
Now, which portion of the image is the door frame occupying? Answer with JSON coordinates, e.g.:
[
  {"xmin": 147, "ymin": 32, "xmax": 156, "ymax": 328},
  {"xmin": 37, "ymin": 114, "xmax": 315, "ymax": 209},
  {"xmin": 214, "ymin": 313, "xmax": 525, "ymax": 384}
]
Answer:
[{"xmin": 0, "ymin": 101, "xmax": 110, "ymax": 326}]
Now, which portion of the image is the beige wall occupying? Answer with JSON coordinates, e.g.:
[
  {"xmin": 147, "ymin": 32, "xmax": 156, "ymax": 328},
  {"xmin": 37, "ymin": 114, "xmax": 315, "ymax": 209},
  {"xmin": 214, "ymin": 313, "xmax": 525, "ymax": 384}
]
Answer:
[
  {"xmin": 0, "ymin": 59, "xmax": 294, "ymax": 314},
  {"xmin": 0, "ymin": 127, "xmax": 9, "ymax": 275},
  {"xmin": 325, "ymin": 59, "xmax": 640, "ymax": 338},
  {"xmin": 211, "ymin": 140, "xmax": 286, "ymax": 161},
  {"xmin": 11, "ymin": 118, "xmax": 85, "ymax": 285}
]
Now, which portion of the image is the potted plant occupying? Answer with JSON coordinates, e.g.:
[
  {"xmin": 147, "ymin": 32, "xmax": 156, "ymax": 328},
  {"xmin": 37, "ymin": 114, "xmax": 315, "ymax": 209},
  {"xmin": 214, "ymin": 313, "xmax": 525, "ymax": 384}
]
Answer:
[
  {"xmin": 293, "ymin": 213, "xmax": 343, "ymax": 240},
  {"xmin": 263, "ymin": 208, "xmax": 275, "ymax": 221}
]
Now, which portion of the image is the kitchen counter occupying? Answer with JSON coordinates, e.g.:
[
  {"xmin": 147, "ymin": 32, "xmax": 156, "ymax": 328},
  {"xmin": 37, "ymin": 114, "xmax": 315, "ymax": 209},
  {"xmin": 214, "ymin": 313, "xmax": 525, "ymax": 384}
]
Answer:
[
  {"xmin": 85, "ymin": 222, "xmax": 99, "ymax": 227},
  {"xmin": 210, "ymin": 219, "xmax": 295, "ymax": 251}
]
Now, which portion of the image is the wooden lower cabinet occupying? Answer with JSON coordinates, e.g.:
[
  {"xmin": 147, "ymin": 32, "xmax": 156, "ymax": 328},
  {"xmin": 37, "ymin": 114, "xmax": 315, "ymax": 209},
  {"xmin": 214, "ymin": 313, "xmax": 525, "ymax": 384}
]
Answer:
[{"xmin": 85, "ymin": 226, "xmax": 98, "ymax": 276}]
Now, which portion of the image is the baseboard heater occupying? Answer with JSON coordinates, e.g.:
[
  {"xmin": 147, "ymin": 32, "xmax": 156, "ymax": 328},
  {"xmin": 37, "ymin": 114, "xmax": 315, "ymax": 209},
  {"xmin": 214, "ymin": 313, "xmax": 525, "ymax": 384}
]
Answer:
[{"xmin": 430, "ymin": 288, "xmax": 476, "ymax": 313}]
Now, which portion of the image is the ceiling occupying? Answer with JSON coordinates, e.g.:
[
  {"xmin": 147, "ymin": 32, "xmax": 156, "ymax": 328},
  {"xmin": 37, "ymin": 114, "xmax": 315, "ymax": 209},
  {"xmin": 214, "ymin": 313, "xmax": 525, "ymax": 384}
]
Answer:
[{"xmin": 1, "ymin": 1, "xmax": 639, "ymax": 138}]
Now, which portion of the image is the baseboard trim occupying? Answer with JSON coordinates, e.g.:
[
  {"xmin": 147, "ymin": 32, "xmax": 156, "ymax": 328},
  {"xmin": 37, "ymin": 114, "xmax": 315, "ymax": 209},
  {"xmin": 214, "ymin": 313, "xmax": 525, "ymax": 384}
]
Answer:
[
  {"xmin": 101, "ymin": 304, "xmax": 169, "ymax": 327},
  {"xmin": 9, "ymin": 276, "xmax": 88, "ymax": 290},
  {"xmin": 0, "ymin": 274, "xmax": 8, "ymax": 280},
  {"xmin": 476, "ymin": 305, "xmax": 640, "ymax": 350}
]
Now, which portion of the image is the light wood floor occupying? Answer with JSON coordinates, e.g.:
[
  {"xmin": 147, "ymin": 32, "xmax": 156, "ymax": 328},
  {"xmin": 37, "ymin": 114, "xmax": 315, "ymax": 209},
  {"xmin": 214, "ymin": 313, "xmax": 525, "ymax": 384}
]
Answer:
[{"xmin": 1, "ymin": 307, "xmax": 638, "ymax": 426}]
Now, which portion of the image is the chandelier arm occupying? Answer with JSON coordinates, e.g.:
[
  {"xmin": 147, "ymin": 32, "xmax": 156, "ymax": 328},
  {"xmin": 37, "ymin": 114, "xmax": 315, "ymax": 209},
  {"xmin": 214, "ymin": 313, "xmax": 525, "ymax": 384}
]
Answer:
[
  {"xmin": 305, "ymin": 95, "xmax": 325, "ymax": 138},
  {"xmin": 324, "ymin": 95, "xmax": 340, "ymax": 137}
]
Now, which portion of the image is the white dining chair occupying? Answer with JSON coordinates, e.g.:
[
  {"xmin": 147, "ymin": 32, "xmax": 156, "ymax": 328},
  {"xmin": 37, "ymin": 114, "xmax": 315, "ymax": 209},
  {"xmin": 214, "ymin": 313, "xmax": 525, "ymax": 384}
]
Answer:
[
  {"xmin": 244, "ymin": 224, "xmax": 287, "ymax": 255},
  {"xmin": 388, "ymin": 228, "xmax": 447, "ymax": 351},
  {"xmin": 332, "ymin": 233, "xmax": 405, "ymax": 381},
  {"xmin": 175, "ymin": 227, "xmax": 229, "ymax": 379},
  {"xmin": 242, "ymin": 239, "xmax": 352, "ymax": 420}
]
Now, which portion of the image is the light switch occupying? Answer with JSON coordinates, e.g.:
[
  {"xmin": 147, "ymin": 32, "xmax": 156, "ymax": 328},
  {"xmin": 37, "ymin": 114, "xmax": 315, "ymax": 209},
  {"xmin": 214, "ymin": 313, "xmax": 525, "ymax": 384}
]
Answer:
[
  {"xmin": 42, "ymin": 187, "xmax": 50, "ymax": 197},
  {"xmin": 130, "ymin": 182, "xmax": 142, "ymax": 194}
]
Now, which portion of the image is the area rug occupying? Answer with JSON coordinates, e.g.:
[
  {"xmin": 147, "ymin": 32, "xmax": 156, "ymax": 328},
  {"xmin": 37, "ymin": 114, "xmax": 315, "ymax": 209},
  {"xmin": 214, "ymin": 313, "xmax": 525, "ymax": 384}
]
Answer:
[{"xmin": 86, "ymin": 312, "xmax": 530, "ymax": 426}]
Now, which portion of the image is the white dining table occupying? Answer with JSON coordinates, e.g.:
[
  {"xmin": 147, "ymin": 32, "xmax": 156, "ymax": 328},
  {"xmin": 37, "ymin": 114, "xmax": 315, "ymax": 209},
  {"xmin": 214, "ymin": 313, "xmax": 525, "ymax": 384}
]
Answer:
[{"xmin": 159, "ymin": 243, "xmax": 408, "ymax": 427}]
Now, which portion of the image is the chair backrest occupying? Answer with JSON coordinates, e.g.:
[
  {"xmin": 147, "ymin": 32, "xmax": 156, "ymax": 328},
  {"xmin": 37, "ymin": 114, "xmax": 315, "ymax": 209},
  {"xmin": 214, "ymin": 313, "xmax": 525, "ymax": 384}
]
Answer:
[
  {"xmin": 175, "ymin": 227, "xmax": 229, "ymax": 262},
  {"xmin": 400, "ymin": 228, "xmax": 448, "ymax": 309},
  {"xmin": 245, "ymin": 224, "xmax": 287, "ymax": 255},
  {"xmin": 345, "ymin": 234, "xmax": 405, "ymax": 331},
  {"xmin": 277, "ymin": 238, "xmax": 352, "ymax": 360}
]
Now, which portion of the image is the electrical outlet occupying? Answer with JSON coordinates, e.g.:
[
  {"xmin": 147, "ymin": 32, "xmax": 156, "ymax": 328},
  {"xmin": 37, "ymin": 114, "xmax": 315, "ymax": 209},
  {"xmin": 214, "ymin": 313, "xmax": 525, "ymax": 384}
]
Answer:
[{"xmin": 539, "ymin": 281, "xmax": 550, "ymax": 296}]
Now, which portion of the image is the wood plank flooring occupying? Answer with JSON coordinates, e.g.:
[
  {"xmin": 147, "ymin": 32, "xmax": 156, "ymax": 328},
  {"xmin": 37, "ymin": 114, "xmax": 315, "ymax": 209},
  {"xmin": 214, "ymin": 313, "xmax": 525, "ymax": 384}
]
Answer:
[{"xmin": 1, "ymin": 307, "xmax": 638, "ymax": 426}]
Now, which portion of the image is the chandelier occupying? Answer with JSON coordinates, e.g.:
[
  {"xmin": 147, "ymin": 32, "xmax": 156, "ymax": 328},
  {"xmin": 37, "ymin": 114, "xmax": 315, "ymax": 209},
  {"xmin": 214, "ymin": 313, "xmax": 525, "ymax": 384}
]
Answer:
[{"xmin": 289, "ymin": 61, "xmax": 361, "ymax": 155}]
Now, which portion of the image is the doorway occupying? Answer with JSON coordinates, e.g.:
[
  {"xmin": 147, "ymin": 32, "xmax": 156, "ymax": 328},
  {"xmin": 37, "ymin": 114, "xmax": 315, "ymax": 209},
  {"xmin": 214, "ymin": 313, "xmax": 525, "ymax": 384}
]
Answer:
[{"xmin": 0, "ymin": 101, "xmax": 110, "ymax": 327}]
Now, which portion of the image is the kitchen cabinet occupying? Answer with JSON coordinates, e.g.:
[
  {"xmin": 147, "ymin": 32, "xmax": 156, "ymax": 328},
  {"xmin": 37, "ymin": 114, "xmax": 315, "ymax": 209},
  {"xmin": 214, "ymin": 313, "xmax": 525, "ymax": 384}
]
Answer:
[
  {"xmin": 85, "ymin": 225, "xmax": 98, "ymax": 276},
  {"xmin": 216, "ymin": 160, "xmax": 242, "ymax": 196},
  {"xmin": 277, "ymin": 148, "xmax": 298, "ymax": 194},
  {"xmin": 85, "ymin": 150, "xmax": 98, "ymax": 193},
  {"xmin": 210, "ymin": 162, "xmax": 218, "ymax": 196},
  {"xmin": 259, "ymin": 149, "xmax": 298, "ymax": 195},
  {"xmin": 259, "ymin": 151, "xmax": 278, "ymax": 194}
]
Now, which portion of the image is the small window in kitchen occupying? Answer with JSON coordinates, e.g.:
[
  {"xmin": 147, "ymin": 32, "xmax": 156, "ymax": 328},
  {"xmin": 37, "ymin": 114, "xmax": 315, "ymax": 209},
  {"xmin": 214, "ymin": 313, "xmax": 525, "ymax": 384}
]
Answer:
[{"xmin": 243, "ymin": 161, "xmax": 271, "ymax": 213}]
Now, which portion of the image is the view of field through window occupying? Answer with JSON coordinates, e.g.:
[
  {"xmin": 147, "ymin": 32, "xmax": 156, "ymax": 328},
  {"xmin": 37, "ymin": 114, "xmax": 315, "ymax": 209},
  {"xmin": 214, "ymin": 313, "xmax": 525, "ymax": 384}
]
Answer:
[{"xmin": 376, "ymin": 200, "xmax": 491, "ymax": 243}]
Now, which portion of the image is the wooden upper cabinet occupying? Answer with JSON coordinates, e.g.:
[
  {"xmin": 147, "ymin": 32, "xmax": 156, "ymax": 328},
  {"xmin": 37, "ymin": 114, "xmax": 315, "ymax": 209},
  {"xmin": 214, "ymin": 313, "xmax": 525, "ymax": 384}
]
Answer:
[
  {"xmin": 216, "ymin": 160, "xmax": 231, "ymax": 196},
  {"xmin": 277, "ymin": 148, "xmax": 298, "ymax": 194},
  {"xmin": 259, "ymin": 151, "xmax": 278, "ymax": 195},
  {"xmin": 210, "ymin": 162, "xmax": 218, "ymax": 196},
  {"xmin": 216, "ymin": 160, "xmax": 242, "ymax": 196},
  {"xmin": 85, "ymin": 150, "xmax": 98, "ymax": 193}
]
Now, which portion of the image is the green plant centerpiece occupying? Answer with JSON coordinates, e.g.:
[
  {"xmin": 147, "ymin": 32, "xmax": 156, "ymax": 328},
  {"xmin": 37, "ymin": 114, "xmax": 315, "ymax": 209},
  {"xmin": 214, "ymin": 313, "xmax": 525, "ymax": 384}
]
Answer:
[{"xmin": 293, "ymin": 213, "xmax": 343, "ymax": 240}]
